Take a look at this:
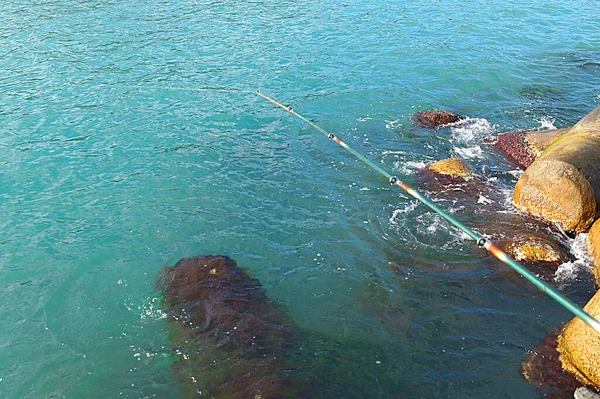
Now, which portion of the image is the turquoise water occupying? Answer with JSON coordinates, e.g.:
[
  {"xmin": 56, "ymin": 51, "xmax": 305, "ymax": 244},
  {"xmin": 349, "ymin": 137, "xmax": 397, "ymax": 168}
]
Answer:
[{"xmin": 2, "ymin": 0, "xmax": 600, "ymax": 397}]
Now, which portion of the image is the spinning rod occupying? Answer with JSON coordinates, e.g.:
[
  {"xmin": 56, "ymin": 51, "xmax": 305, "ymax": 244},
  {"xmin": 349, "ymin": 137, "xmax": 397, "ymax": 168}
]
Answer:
[{"xmin": 256, "ymin": 90, "xmax": 600, "ymax": 334}]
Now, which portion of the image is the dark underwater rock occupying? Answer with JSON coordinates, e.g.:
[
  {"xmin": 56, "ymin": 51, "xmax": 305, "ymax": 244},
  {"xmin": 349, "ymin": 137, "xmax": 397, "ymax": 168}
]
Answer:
[
  {"xmin": 521, "ymin": 330, "xmax": 582, "ymax": 399},
  {"xmin": 557, "ymin": 289, "xmax": 600, "ymax": 391},
  {"xmin": 157, "ymin": 255, "xmax": 304, "ymax": 398},
  {"xmin": 414, "ymin": 110, "xmax": 464, "ymax": 128}
]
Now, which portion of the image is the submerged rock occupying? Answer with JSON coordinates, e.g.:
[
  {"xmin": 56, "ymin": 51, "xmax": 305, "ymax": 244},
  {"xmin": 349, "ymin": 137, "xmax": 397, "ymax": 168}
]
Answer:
[
  {"xmin": 557, "ymin": 289, "xmax": 600, "ymax": 390},
  {"xmin": 417, "ymin": 158, "xmax": 486, "ymax": 200},
  {"xmin": 414, "ymin": 110, "xmax": 464, "ymax": 128},
  {"xmin": 514, "ymin": 105, "xmax": 600, "ymax": 233},
  {"xmin": 522, "ymin": 330, "xmax": 583, "ymax": 398},
  {"xmin": 495, "ymin": 128, "xmax": 569, "ymax": 170},
  {"xmin": 503, "ymin": 236, "xmax": 569, "ymax": 278},
  {"xmin": 157, "ymin": 255, "xmax": 304, "ymax": 399},
  {"xmin": 425, "ymin": 158, "xmax": 474, "ymax": 180},
  {"xmin": 588, "ymin": 219, "xmax": 600, "ymax": 287}
]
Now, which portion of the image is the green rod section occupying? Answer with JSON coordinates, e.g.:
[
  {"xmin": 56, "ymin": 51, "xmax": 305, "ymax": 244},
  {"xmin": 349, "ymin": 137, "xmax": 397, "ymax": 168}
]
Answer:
[{"xmin": 256, "ymin": 90, "xmax": 600, "ymax": 334}]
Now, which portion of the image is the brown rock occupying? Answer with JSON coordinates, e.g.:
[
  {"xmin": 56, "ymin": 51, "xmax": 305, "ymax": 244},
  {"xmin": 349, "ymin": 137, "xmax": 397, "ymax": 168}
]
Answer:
[
  {"xmin": 588, "ymin": 219, "xmax": 600, "ymax": 287},
  {"xmin": 513, "ymin": 105, "xmax": 600, "ymax": 233},
  {"xmin": 503, "ymin": 237, "xmax": 569, "ymax": 278},
  {"xmin": 425, "ymin": 158, "xmax": 474, "ymax": 180},
  {"xmin": 514, "ymin": 159, "xmax": 596, "ymax": 234},
  {"xmin": 495, "ymin": 129, "xmax": 569, "ymax": 170},
  {"xmin": 525, "ymin": 128, "xmax": 570, "ymax": 156},
  {"xmin": 414, "ymin": 110, "xmax": 464, "ymax": 128},
  {"xmin": 495, "ymin": 130, "xmax": 537, "ymax": 169},
  {"xmin": 157, "ymin": 255, "xmax": 304, "ymax": 399},
  {"xmin": 522, "ymin": 330, "xmax": 584, "ymax": 398},
  {"xmin": 506, "ymin": 238, "xmax": 567, "ymax": 263},
  {"xmin": 557, "ymin": 290, "xmax": 600, "ymax": 390}
]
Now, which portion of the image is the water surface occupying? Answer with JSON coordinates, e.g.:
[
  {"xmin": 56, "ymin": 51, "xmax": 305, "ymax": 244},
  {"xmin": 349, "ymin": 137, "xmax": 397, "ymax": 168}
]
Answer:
[{"xmin": 1, "ymin": 0, "xmax": 600, "ymax": 397}]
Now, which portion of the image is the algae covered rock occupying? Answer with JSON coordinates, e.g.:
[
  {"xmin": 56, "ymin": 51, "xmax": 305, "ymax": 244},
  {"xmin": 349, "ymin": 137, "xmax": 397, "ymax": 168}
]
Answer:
[
  {"xmin": 557, "ymin": 289, "xmax": 600, "ymax": 390},
  {"xmin": 503, "ymin": 236, "xmax": 569, "ymax": 277},
  {"xmin": 514, "ymin": 105, "xmax": 600, "ymax": 233},
  {"xmin": 157, "ymin": 255, "xmax": 303, "ymax": 399},
  {"xmin": 506, "ymin": 239, "xmax": 567, "ymax": 263},
  {"xmin": 425, "ymin": 158, "xmax": 475, "ymax": 180},
  {"xmin": 414, "ymin": 110, "xmax": 464, "ymax": 128},
  {"xmin": 522, "ymin": 330, "xmax": 583, "ymax": 398},
  {"xmin": 495, "ymin": 128, "xmax": 569, "ymax": 170},
  {"xmin": 588, "ymin": 219, "xmax": 600, "ymax": 287}
]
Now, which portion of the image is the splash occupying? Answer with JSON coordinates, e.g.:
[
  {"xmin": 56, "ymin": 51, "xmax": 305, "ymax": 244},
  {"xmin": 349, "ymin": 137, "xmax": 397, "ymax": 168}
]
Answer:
[
  {"xmin": 539, "ymin": 116, "xmax": 557, "ymax": 130},
  {"xmin": 450, "ymin": 117, "xmax": 496, "ymax": 144},
  {"xmin": 449, "ymin": 118, "xmax": 496, "ymax": 160},
  {"xmin": 554, "ymin": 233, "xmax": 592, "ymax": 287}
]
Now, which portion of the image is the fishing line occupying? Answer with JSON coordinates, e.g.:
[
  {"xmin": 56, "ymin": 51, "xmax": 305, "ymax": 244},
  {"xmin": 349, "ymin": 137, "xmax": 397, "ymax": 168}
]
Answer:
[
  {"xmin": 119, "ymin": 85, "xmax": 253, "ymax": 94},
  {"xmin": 256, "ymin": 90, "xmax": 600, "ymax": 334}
]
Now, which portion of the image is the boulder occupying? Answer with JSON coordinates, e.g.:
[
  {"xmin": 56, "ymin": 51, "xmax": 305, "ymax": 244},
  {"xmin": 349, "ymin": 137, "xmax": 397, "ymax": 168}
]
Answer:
[
  {"xmin": 157, "ymin": 255, "xmax": 304, "ymax": 398},
  {"xmin": 588, "ymin": 219, "xmax": 600, "ymax": 287},
  {"xmin": 557, "ymin": 289, "xmax": 600, "ymax": 390},
  {"xmin": 414, "ymin": 110, "xmax": 464, "ymax": 128},
  {"xmin": 514, "ymin": 105, "xmax": 600, "ymax": 233},
  {"xmin": 495, "ymin": 128, "xmax": 569, "ymax": 170}
]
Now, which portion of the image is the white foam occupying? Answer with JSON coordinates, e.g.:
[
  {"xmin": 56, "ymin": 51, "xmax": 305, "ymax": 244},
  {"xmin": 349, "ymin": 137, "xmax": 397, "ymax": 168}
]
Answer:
[
  {"xmin": 389, "ymin": 201, "xmax": 419, "ymax": 223},
  {"xmin": 450, "ymin": 118, "xmax": 496, "ymax": 144},
  {"xmin": 454, "ymin": 145, "xmax": 484, "ymax": 159},
  {"xmin": 539, "ymin": 116, "xmax": 557, "ymax": 130},
  {"xmin": 138, "ymin": 296, "xmax": 167, "ymax": 320},
  {"xmin": 554, "ymin": 233, "xmax": 592, "ymax": 286},
  {"xmin": 385, "ymin": 119, "xmax": 402, "ymax": 129},
  {"xmin": 393, "ymin": 160, "xmax": 429, "ymax": 176},
  {"xmin": 477, "ymin": 195, "xmax": 494, "ymax": 205},
  {"xmin": 449, "ymin": 117, "xmax": 496, "ymax": 160}
]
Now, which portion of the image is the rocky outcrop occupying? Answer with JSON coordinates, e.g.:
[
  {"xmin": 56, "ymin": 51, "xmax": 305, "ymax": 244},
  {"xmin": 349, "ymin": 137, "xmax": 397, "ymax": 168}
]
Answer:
[
  {"xmin": 157, "ymin": 255, "xmax": 304, "ymax": 399},
  {"xmin": 495, "ymin": 128, "xmax": 569, "ymax": 170},
  {"xmin": 514, "ymin": 105, "xmax": 600, "ymax": 233},
  {"xmin": 557, "ymin": 289, "xmax": 600, "ymax": 390},
  {"xmin": 588, "ymin": 219, "xmax": 600, "ymax": 287},
  {"xmin": 414, "ymin": 110, "xmax": 464, "ymax": 128}
]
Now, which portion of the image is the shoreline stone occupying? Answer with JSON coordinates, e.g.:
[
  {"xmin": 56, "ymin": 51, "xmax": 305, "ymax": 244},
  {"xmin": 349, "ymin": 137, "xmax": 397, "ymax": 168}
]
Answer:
[
  {"xmin": 513, "ymin": 105, "xmax": 600, "ymax": 234},
  {"xmin": 414, "ymin": 110, "xmax": 464, "ymax": 128},
  {"xmin": 522, "ymin": 330, "xmax": 583, "ymax": 398},
  {"xmin": 424, "ymin": 158, "xmax": 475, "ymax": 181},
  {"xmin": 503, "ymin": 237, "xmax": 569, "ymax": 278},
  {"xmin": 588, "ymin": 219, "xmax": 600, "ymax": 287},
  {"xmin": 495, "ymin": 128, "xmax": 569, "ymax": 170},
  {"xmin": 557, "ymin": 289, "xmax": 600, "ymax": 390}
]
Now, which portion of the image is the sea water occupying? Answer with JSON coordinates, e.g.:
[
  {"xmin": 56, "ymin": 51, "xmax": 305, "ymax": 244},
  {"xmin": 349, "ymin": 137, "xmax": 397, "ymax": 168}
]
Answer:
[{"xmin": 1, "ymin": 0, "xmax": 599, "ymax": 397}]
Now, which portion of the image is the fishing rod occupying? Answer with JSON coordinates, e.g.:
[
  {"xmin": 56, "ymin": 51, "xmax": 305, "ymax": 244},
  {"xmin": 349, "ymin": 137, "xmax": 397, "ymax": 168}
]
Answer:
[{"xmin": 256, "ymin": 90, "xmax": 600, "ymax": 334}]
